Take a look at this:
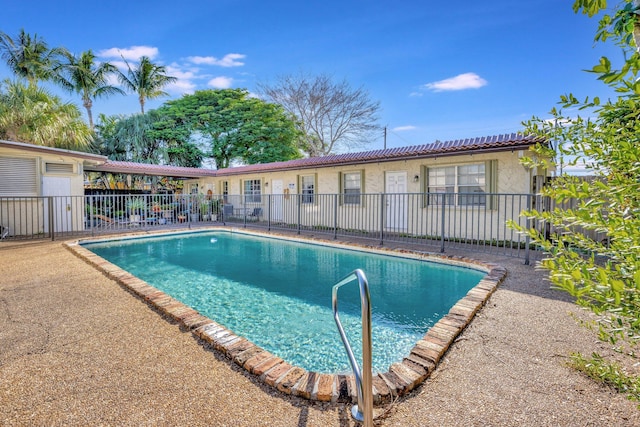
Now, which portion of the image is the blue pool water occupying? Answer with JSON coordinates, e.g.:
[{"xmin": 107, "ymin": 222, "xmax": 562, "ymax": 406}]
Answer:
[{"xmin": 83, "ymin": 231, "xmax": 485, "ymax": 373}]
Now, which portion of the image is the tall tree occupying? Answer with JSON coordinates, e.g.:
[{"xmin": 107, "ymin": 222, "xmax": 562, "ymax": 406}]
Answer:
[
  {"xmin": 512, "ymin": 0, "xmax": 640, "ymax": 402},
  {"xmin": 146, "ymin": 110, "xmax": 202, "ymax": 167},
  {"xmin": 56, "ymin": 50, "xmax": 125, "ymax": 129},
  {"xmin": 258, "ymin": 72, "xmax": 381, "ymax": 156},
  {"xmin": 94, "ymin": 111, "xmax": 203, "ymax": 167},
  {"xmin": 0, "ymin": 79, "xmax": 92, "ymax": 149},
  {"xmin": 159, "ymin": 89, "xmax": 302, "ymax": 168},
  {"xmin": 0, "ymin": 29, "xmax": 65, "ymax": 86},
  {"xmin": 94, "ymin": 111, "xmax": 166, "ymax": 163},
  {"xmin": 117, "ymin": 56, "xmax": 177, "ymax": 114}
]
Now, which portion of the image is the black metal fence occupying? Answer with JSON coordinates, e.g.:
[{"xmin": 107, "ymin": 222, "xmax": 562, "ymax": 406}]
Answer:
[
  {"xmin": 0, "ymin": 192, "xmax": 545, "ymax": 262},
  {"xmin": 222, "ymin": 193, "xmax": 538, "ymax": 261},
  {"xmin": 0, "ymin": 193, "xmax": 556, "ymax": 261}
]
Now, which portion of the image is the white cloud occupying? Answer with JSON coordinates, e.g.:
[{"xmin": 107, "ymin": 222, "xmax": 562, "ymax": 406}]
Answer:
[
  {"xmin": 393, "ymin": 125, "xmax": 417, "ymax": 132},
  {"xmin": 96, "ymin": 48, "xmax": 244, "ymax": 93},
  {"xmin": 97, "ymin": 45, "xmax": 159, "ymax": 61},
  {"xmin": 423, "ymin": 72, "xmax": 487, "ymax": 92},
  {"xmin": 108, "ymin": 60, "xmax": 129, "ymax": 71},
  {"xmin": 187, "ymin": 56, "xmax": 216, "ymax": 65},
  {"xmin": 166, "ymin": 79, "xmax": 196, "ymax": 94},
  {"xmin": 187, "ymin": 53, "xmax": 246, "ymax": 67},
  {"xmin": 208, "ymin": 76, "xmax": 233, "ymax": 89},
  {"xmin": 166, "ymin": 65, "xmax": 196, "ymax": 81}
]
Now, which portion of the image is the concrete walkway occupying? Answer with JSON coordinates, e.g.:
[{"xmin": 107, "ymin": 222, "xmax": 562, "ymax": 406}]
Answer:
[{"xmin": 1, "ymin": 236, "xmax": 638, "ymax": 426}]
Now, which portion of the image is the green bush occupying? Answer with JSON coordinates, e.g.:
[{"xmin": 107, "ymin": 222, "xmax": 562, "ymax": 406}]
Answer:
[{"xmin": 511, "ymin": 0, "xmax": 640, "ymax": 403}]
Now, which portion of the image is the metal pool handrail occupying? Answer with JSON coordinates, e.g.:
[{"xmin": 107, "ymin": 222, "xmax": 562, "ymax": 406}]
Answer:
[{"xmin": 332, "ymin": 269, "xmax": 373, "ymax": 427}]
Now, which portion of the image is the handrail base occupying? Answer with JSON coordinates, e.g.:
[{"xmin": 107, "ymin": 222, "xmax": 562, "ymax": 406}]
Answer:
[{"xmin": 352, "ymin": 405, "xmax": 364, "ymax": 422}]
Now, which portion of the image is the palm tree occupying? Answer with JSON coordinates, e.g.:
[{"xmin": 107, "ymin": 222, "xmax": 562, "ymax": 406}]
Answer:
[
  {"xmin": 117, "ymin": 56, "xmax": 177, "ymax": 114},
  {"xmin": 56, "ymin": 50, "xmax": 125, "ymax": 129},
  {"xmin": 0, "ymin": 29, "xmax": 66, "ymax": 87},
  {"xmin": 95, "ymin": 112, "xmax": 167, "ymax": 163},
  {"xmin": 0, "ymin": 79, "xmax": 92, "ymax": 149}
]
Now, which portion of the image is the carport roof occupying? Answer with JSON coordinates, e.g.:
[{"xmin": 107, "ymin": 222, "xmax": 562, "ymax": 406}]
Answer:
[{"xmin": 86, "ymin": 160, "xmax": 217, "ymax": 178}]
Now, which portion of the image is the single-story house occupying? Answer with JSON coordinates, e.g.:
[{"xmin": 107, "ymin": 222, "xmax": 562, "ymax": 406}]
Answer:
[
  {"xmin": 1, "ymin": 133, "xmax": 548, "ymax": 240},
  {"xmin": 185, "ymin": 133, "xmax": 549, "ymax": 240},
  {"xmin": 188, "ymin": 133, "xmax": 546, "ymax": 196}
]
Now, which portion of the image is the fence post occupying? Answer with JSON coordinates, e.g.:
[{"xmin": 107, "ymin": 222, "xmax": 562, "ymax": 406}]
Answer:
[
  {"xmin": 440, "ymin": 193, "xmax": 446, "ymax": 253},
  {"xmin": 379, "ymin": 193, "xmax": 385, "ymax": 245},
  {"xmin": 188, "ymin": 194, "xmax": 192, "ymax": 229},
  {"xmin": 48, "ymin": 197, "xmax": 55, "ymax": 241},
  {"xmin": 524, "ymin": 194, "xmax": 531, "ymax": 265},
  {"xmin": 268, "ymin": 194, "xmax": 272, "ymax": 231},
  {"xmin": 297, "ymin": 194, "xmax": 301, "ymax": 235},
  {"xmin": 333, "ymin": 194, "xmax": 338, "ymax": 239}
]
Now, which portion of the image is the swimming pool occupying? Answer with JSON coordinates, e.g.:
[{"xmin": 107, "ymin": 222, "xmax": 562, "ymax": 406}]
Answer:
[{"xmin": 82, "ymin": 230, "xmax": 485, "ymax": 374}]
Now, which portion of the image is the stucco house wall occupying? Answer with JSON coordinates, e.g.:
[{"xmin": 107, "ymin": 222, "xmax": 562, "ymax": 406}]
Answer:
[
  {"xmin": 195, "ymin": 148, "xmax": 535, "ymax": 195},
  {"xmin": 187, "ymin": 135, "xmax": 547, "ymax": 241},
  {"xmin": 0, "ymin": 140, "xmax": 106, "ymax": 235}
]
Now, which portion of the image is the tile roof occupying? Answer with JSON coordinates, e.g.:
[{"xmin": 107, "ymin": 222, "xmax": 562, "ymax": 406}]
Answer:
[
  {"xmin": 81, "ymin": 133, "xmax": 543, "ymax": 178},
  {"xmin": 214, "ymin": 133, "xmax": 543, "ymax": 176}
]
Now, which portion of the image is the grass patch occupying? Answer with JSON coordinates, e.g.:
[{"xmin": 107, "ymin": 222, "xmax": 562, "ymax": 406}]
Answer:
[{"xmin": 570, "ymin": 352, "xmax": 640, "ymax": 406}]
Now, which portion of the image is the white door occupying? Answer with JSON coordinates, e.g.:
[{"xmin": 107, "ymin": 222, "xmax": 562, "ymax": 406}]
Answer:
[
  {"xmin": 271, "ymin": 179, "xmax": 283, "ymax": 221},
  {"xmin": 385, "ymin": 172, "xmax": 407, "ymax": 231},
  {"xmin": 43, "ymin": 176, "xmax": 73, "ymax": 233}
]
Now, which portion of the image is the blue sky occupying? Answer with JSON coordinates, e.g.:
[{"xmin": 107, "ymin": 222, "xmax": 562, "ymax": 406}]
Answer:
[{"xmin": 1, "ymin": 0, "xmax": 619, "ymax": 152}]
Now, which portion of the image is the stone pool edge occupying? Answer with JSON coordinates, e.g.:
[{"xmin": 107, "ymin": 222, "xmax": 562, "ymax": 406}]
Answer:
[{"xmin": 64, "ymin": 227, "xmax": 507, "ymax": 405}]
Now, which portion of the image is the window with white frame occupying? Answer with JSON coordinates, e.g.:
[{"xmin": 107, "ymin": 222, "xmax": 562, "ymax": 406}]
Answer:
[
  {"xmin": 244, "ymin": 179, "xmax": 261, "ymax": 203},
  {"xmin": 427, "ymin": 163, "xmax": 487, "ymax": 206},
  {"xmin": 301, "ymin": 175, "xmax": 315, "ymax": 204},
  {"xmin": 342, "ymin": 172, "xmax": 362, "ymax": 205}
]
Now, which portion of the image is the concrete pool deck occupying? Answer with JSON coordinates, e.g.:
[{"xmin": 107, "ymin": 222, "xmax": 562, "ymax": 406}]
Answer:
[{"xmin": 1, "ymin": 231, "xmax": 639, "ymax": 426}]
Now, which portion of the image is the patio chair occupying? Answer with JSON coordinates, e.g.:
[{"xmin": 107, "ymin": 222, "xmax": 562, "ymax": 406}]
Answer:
[
  {"xmin": 1, "ymin": 225, "xmax": 8, "ymax": 240},
  {"xmin": 94, "ymin": 214, "xmax": 115, "ymax": 227},
  {"xmin": 222, "ymin": 204, "xmax": 234, "ymax": 220},
  {"xmin": 248, "ymin": 207, "xmax": 263, "ymax": 220}
]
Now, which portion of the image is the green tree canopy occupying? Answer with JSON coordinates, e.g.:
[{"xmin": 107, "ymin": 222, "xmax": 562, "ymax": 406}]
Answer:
[
  {"xmin": 0, "ymin": 79, "xmax": 92, "ymax": 149},
  {"xmin": 158, "ymin": 89, "xmax": 302, "ymax": 168},
  {"xmin": 94, "ymin": 110, "xmax": 203, "ymax": 167},
  {"xmin": 94, "ymin": 112, "xmax": 165, "ymax": 163},
  {"xmin": 56, "ymin": 50, "xmax": 125, "ymax": 129}
]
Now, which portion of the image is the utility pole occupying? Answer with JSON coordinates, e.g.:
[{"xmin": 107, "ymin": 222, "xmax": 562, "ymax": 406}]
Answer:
[{"xmin": 383, "ymin": 126, "xmax": 387, "ymax": 149}]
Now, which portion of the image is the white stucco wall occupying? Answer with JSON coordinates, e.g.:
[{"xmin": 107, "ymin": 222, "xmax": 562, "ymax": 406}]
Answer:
[
  {"xmin": 190, "ymin": 149, "xmax": 535, "ymax": 197},
  {"xmin": 0, "ymin": 144, "xmax": 90, "ymax": 235},
  {"xmin": 185, "ymin": 149, "xmax": 540, "ymax": 243}
]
